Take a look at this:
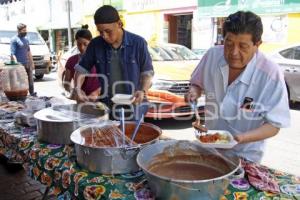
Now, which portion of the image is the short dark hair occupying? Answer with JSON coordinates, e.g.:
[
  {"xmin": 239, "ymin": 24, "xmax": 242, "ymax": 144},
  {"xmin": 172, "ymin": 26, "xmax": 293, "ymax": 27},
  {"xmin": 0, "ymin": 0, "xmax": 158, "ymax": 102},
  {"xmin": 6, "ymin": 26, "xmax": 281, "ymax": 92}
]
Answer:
[
  {"xmin": 94, "ymin": 5, "xmax": 120, "ymax": 24},
  {"xmin": 75, "ymin": 25, "xmax": 92, "ymax": 41},
  {"xmin": 17, "ymin": 23, "xmax": 26, "ymax": 31},
  {"xmin": 222, "ymin": 11, "xmax": 263, "ymax": 44}
]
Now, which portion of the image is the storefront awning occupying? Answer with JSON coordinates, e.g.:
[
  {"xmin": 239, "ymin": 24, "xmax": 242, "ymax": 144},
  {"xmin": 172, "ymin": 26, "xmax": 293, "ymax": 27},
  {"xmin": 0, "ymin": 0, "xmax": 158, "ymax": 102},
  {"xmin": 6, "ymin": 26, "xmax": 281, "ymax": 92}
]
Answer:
[{"xmin": 197, "ymin": 0, "xmax": 300, "ymax": 17}]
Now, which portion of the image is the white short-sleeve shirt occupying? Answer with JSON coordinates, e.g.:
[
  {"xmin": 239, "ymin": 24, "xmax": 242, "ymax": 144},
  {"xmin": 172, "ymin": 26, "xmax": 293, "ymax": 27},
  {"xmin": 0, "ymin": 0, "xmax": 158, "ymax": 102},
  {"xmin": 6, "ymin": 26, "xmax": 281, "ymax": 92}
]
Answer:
[{"xmin": 190, "ymin": 46, "xmax": 290, "ymax": 162}]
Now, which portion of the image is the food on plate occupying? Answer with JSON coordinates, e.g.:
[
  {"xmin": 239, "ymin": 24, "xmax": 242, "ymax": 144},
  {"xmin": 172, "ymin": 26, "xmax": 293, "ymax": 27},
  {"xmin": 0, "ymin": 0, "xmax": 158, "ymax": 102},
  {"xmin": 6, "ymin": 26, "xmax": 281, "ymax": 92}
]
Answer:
[{"xmin": 198, "ymin": 132, "xmax": 230, "ymax": 143}]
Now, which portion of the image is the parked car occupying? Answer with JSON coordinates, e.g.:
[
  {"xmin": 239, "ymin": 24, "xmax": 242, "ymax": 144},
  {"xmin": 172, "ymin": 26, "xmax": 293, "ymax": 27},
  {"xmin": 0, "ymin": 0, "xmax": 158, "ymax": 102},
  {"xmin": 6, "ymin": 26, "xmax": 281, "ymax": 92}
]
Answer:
[
  {"xmin": 57, "ymin": 43, "xmax": 204, "ymax": 119},
  {"xmin": 270, "ymin": 44, "xmax": 300, "ymax": 102},
  {"xmin": 0, "ymin": 27, "xmax": 51, "ymax": 80},
  {"xmin": 153, "ymin": 43, "xmax": 200, "ymax": 61},
  {"xmin": 192, "ymin": 48, "xmax": 207, "ymax": 59}
]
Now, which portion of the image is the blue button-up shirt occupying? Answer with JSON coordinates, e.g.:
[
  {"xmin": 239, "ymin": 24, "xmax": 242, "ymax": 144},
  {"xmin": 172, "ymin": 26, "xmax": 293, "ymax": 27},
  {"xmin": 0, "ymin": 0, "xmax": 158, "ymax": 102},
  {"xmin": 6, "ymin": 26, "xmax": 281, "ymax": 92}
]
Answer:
[
  {"xmin": 10, "ymin": 35, "xmax": 30, "ymax": 65},
  {"xmin": 75, "ymin": 30, "xmax": 153, "ymax": 104},
  {"xmin": 191, "ymin": 45, "xmax": 290, "ymax": 162}
]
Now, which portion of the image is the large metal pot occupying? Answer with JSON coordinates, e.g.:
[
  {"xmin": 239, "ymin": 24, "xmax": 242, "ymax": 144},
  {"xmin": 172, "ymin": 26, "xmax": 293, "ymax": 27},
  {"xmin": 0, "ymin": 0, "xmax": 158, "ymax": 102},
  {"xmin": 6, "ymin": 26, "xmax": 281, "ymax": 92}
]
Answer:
[
  {"xmin": 34, "ymin": 103, "xmax": 109, "ymax": 144},
  {"xmin": 137, "ymin": 140, "xmax": 241, "ymax": 200},
  {"xmin": 70, "ymin": 121, "xmax": 162, "ymax": 174}
]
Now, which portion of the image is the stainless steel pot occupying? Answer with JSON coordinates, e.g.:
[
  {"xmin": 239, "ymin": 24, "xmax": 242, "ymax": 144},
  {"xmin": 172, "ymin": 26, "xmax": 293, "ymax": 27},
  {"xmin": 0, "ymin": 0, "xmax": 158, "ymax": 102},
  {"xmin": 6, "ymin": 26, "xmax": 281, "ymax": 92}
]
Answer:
[
  {"xmin": 34, "ymin": 103, "xmax": 109, "ymax": 145},
  {"xmin": 137, "ymin": 140, "xmax": 241, "ymax": 200},
  {"xmin": 70, "ymin": 121, "xmax": 162, "ymax": 174}
]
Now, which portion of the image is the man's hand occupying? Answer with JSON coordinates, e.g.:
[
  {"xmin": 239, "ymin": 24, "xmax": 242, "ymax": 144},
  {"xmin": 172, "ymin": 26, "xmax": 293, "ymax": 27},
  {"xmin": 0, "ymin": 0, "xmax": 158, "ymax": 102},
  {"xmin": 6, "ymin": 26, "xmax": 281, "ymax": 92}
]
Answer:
[
  {"xmin": 132, "ymin": 90, "xmax": 145, "ymax": 105},
  {"xmin": 184, "ymin": 85, "xmax": 202, "ymax": 103},
  {"xmin": 192, "ymin": 119, "xmax": 208, "ymax": 132}
]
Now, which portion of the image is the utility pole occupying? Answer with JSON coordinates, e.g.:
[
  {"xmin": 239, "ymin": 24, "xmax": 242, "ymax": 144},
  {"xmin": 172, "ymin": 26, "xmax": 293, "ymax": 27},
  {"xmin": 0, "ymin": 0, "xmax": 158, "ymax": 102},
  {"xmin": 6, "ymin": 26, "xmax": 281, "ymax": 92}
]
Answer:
[
  {"xmin": 5, "ymin": 5, "xmax": 9, "ymax": 21},
  {"xmin": 48, "ymin": 0, "xmax": 54, "ymax": 52},
  {"xmin": 67, "ymin": 0, "xmax": 72, "ymax": 51}
]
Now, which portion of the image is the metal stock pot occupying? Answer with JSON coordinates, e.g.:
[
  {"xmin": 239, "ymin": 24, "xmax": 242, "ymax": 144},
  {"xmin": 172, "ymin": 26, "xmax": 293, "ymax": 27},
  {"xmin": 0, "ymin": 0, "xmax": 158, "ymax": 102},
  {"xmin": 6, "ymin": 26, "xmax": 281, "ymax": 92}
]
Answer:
[
  {"xmin": 137, "ymin": 140, "xmax": 241, "ymax": 200},
  {"xmin": 34, "ymin": 103, "xmax": 109, "ymax": 145},
  {"xmin": 70, "ymin": 121, "xmax": 162, "ymax": 174}
]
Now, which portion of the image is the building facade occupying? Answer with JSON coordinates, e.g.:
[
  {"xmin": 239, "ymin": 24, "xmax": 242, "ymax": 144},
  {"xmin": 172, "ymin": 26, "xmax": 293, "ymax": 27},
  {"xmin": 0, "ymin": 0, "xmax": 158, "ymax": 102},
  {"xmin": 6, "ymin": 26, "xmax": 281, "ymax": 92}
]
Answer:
[{"xmin": 196, "ymin": 0, "xmax": 300, "ymax": 52}]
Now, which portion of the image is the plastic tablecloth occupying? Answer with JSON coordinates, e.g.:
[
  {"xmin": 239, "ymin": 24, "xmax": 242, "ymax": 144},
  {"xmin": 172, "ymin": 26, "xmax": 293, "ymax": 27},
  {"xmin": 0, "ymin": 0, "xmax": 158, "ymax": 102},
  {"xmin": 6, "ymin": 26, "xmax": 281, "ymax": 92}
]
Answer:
[{"xmin": 0, "ymin": 116, "xmax": 300, "ymax": 200}]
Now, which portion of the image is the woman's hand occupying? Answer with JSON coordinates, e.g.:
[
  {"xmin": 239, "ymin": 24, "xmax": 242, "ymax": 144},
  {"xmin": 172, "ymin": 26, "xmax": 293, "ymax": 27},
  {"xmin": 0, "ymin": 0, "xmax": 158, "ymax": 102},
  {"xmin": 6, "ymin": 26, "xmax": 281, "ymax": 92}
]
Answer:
[{"xmin": 70, "ymin": 88, "xmax": 89, "ymax": 103}]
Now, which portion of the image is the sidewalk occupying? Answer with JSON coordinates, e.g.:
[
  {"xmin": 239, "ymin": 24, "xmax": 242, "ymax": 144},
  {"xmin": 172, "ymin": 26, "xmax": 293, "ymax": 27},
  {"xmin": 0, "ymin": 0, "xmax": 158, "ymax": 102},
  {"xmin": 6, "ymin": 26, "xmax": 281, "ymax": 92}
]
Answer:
[
  {"xmin": 261, "ymin": 108, "xmax": 300, "ymax": 176},
  {"xmin": 0, "ymin": 157, "xmax": 55, "ymax": 200}
]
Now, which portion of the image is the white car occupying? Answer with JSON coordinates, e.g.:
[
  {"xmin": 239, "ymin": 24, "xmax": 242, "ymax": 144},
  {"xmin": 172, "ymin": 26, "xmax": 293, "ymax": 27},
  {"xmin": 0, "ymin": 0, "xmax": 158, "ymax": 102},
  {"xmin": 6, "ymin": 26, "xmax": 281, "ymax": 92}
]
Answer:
[
  {"xmin": 0, "ymin": 28, "xmax": 51, "ymax": 80},
  {"xmin": 270, "ymin": 44, "xmax": 300, "ymax": 102}
]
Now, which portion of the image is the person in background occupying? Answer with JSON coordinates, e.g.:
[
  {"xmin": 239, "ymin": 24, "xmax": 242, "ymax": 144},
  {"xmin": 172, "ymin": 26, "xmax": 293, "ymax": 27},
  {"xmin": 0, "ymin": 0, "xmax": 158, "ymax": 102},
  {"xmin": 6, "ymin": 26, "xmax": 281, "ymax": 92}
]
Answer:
[
  {"xmin": 185, "ymin": 11, "xmax": 290, "ymax": 163},
  {"xmin": 10, "ymin": 23, "xmax": 36, "ymax": 96},
  {"xmin": 72, "ymin": 5, "xmax": 154, "ymax": 120},
  {"xmin": 64, "ymin": 25, "xmax": 100, "ymax": 102}
]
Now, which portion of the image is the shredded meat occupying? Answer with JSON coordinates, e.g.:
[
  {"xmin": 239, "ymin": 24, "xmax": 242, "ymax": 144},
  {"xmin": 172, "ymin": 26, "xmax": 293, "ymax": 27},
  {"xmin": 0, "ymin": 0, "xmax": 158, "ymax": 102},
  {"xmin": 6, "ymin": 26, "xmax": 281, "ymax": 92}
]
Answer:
[
  {"xmin": 199, "ymin": 132, "xmax": 228, "ymax": 143},
  {"xmin": 83, "ymin": 125, "xmax": 136, "ymax": 147}
]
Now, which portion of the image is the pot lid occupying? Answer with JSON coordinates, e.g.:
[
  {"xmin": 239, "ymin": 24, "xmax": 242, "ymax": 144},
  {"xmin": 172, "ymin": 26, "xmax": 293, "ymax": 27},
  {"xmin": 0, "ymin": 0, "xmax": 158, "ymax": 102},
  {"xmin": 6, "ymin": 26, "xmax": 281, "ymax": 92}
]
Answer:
[
  {"xmin": 34, "ymin": 108, "xmax": 74, "ymax": 122},
  {"xmin": 70, "ymin": 121, "xmax": 121, "ymax": 146},
  {"xmin": 70, "ymin": 126, "xmax": 85, "ymax": 145}
]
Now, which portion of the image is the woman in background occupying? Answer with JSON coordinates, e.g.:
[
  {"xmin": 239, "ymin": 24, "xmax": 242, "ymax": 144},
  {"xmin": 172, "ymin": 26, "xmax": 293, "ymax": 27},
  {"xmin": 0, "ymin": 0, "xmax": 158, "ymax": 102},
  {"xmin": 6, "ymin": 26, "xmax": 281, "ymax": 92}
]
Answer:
[{"xmin": 63, "ymin": 25, "xmax": 100, "ymax": 102}]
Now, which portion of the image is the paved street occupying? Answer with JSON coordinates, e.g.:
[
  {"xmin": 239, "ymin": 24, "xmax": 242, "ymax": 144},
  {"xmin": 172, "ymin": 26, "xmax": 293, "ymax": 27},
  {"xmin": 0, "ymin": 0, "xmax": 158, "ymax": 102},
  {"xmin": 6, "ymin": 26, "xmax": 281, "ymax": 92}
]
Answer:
[{"xmin": 0, "ymin": 157, "xmax": 55, "ymax": 200}]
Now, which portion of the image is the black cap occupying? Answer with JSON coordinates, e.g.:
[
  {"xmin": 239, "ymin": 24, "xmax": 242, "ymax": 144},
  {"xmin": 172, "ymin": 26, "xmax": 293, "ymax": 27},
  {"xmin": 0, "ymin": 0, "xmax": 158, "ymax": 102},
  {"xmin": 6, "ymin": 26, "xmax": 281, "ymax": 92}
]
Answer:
[{"xmin": 94, "ymin": 5, "xmax": 120, "ymax": 24}]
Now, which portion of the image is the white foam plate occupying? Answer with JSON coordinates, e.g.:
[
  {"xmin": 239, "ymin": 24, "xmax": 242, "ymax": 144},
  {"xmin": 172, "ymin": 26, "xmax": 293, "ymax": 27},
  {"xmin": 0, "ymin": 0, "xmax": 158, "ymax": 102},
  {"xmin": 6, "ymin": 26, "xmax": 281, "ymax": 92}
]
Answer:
[
  {"xmin": 111, "ymin": 94, "xmax": 134, "ymax": 105},
  {"xmin": 195, "ymin": 130, "xmax": 238, "ymax": 149}
]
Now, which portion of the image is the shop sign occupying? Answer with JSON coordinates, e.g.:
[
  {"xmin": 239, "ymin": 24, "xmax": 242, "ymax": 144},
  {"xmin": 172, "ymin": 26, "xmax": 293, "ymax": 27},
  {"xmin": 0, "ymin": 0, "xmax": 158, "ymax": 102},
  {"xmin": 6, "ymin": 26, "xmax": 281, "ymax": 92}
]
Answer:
[
  {"xmin": 103, "ymin": 0, "xmax": 123, "ymax": 10},
  {"xmin": 125, "ymin": 0, "xmax": 197, "ymax": 12},
  {"xmin": 197, "ymin": 0, "xmax": 300, "ymax": 17}
]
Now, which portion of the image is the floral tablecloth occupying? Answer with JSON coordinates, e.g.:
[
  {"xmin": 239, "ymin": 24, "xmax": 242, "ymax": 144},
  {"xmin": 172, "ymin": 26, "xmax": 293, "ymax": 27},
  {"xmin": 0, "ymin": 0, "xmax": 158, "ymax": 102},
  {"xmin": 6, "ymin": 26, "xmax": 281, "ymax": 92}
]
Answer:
[{"xmin": 1, "ymin": 117, "xmax": 300, "ymax": 199}]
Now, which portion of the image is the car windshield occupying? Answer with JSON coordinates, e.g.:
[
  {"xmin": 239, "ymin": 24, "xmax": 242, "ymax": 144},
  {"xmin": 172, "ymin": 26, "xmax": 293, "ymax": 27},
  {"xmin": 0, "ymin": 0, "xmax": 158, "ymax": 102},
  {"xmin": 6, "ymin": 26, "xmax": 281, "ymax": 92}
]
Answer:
[
  {"xmin": 27, "ymin": 32, "xmax": 45, "ymax": 45},
  {"xmin": 279, "ymin": 46, "xmax": 300, "ymax": 60},
  {"xmin": 148, "ymin": 47, "xmax": 164, "ymax": 61},
  {"xmin": 156, "ymin": 46, "xmax": 182, "ymax": 60},
  {"xmin": 150, "ymin": 46, "xmax": 173, "ymax": 61},
  {"xmin": 163, "ymin": 45, "xmax": 199, "ymax": 60},
  {"xmin": 0, "ymin": 30, "xmax": 45, "ymax": 45}
]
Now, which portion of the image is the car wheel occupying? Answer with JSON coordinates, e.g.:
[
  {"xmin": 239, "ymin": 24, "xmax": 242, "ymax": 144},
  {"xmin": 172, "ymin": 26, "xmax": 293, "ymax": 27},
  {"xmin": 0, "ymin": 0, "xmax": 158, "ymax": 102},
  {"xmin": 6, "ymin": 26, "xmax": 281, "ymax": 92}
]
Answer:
[{"xmin": 35, "ymin": 74, "xmax": 44, "ymax": 80}]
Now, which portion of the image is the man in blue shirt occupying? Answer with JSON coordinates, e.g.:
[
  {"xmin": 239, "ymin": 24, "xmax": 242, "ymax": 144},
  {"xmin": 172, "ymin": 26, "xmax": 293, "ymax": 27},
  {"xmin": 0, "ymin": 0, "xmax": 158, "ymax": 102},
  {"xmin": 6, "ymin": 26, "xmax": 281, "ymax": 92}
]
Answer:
[
  {"xmin": 10, "ymin": 23, "xmax": 36, "ymax": 96},
  {"xmin": 73, "ymin": 5, "xmax": 154, "ymax": 120}
]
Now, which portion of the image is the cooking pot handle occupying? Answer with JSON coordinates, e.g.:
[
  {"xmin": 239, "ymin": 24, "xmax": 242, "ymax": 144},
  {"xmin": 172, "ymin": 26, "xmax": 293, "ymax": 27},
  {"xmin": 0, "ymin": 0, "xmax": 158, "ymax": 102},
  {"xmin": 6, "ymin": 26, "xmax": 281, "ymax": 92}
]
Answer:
[
  {"xmin": 167, "ymin": 181, "xmax": 221, "ymax": 194},
  {"xmin": 83, "ymin": 147, "xmax": 90, "ymax": 155},
  {"xmin": 227, "ymin": 166, "xmax": 245, "ymax": 180},
  {"xmin": 119, "ymin": 146, "xmax": 140, "ymax": 160}
]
